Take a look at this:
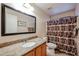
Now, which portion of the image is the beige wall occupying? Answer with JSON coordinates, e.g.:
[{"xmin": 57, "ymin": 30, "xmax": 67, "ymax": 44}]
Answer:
[
  {"xmin": 51, "ymin": 10, "xmax": 75, "ymax": 20},
  {"xmin": 75, "ymin": 4, "xmax": 79, "ymax": 16},
  {"xmin": 0, "ymin": 3, "xmax": 49, "ymax": 43}
]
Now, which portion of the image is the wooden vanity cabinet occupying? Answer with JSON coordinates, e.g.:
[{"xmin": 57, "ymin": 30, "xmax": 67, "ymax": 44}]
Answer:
[{"xmin": 23, "ymin": 42, "xmax": 46, "ymax": 56}]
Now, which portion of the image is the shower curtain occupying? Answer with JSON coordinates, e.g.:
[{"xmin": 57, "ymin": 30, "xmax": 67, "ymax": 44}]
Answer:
[{"xmin": 47, "ymin": 16, "xmax": 77, "ymax": 56}]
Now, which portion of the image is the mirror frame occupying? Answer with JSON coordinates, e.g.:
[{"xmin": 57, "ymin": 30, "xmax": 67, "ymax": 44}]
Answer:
[{"xmin": 1, "ymin": 4, "xmax": 36, "ymax": 36}]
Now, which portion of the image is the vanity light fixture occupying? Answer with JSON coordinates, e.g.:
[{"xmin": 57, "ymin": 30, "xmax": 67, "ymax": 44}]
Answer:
[{"xmin": 23, "ymin": 3, "xmax": 34, "ymax": 11}]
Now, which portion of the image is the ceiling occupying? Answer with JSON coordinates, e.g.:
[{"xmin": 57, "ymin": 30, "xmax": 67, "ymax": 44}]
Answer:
[{"xmin": 34, "ymin": 3, "xmax": 76, "ymax": 16}]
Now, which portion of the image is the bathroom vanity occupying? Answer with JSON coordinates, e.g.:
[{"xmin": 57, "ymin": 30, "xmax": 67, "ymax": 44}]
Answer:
[
  {"xmin": 0, "ymin": 38, "xmax": 47, "ymax": 56},
  {"xmin": 23, "ymin": 42, "xmax": 46, "ymax": 56}
]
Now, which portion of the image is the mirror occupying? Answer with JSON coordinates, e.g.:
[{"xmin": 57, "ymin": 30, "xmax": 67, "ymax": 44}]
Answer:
[{"xmin": 1, "ymin": 4, "xmax": 36, "ymax": 36}]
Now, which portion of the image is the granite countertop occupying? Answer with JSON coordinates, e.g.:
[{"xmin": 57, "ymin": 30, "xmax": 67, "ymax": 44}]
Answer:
[{"xmin": 0, "ymin": 37, "xmax": 47, "ymax": 56}]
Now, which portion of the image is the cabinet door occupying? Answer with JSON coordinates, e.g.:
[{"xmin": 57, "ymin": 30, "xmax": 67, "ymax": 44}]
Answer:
[
  {"xmin": 41, "ymin": 43, "xmax": 47, "ymax": 56},
  {"xmin": 36, "ymin": 45, "xmax": 42, "ymax": 56},
  {"xmin": 35, "ymin": 42, "xmax": 47, "ymax": 56},
  {"xmin": 23, "ymin": 49, "xmax": 35, "ymax": 56}
]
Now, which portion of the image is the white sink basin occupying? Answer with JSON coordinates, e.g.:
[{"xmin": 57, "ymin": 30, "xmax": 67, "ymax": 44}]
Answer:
[{"xmin": 22, "ymin": 42, "xmax": 36, "ymax": 48}]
